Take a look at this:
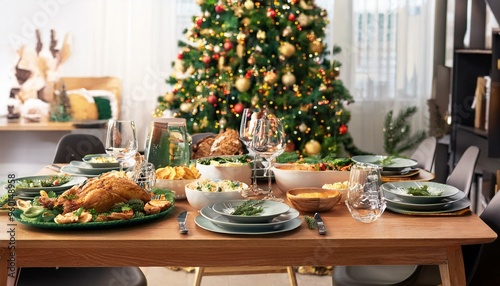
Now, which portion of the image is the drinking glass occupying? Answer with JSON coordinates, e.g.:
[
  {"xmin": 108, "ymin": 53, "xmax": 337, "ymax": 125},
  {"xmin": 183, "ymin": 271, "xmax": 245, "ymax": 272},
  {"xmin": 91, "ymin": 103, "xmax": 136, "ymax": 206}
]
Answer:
[
  {"xmin": 251, "ymin": 117, "xmax": 286, "ymax": 202},
  {"xmin": 132, "ymin": 162, "xmax": 156, "ymax": 192},
  {"xmin": 346, "ymin": 163, "xmax": 386, "ymax": 223},
  {"xmin": 239, "ymin": 108, "xmax": 265, "ymax": 196},
  {"xmin": 105, "ymin": 120, "xmax": 139, "ymax": 171}
]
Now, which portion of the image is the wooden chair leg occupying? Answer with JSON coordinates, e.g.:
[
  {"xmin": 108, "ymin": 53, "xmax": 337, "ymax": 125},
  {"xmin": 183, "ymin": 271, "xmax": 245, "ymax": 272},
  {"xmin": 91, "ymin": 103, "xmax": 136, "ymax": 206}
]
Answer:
[
  {"xmin": 286, "ymin": 266, "xmax": 298, "ymax": 286},
  {"xmin": 194, "ymin": 267, "xmax": 205, "ymax": 286}
]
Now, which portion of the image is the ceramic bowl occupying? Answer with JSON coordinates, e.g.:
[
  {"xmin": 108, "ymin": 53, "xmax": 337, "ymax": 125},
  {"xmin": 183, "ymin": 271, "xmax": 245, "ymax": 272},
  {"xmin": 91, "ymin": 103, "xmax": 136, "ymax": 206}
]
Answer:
[
  {"xmin": 196, "ymin": 157, "xmax": 252, "ymax": 186},
  {"xmin": 154, "ymin": 178, "xmax": 199, "ymax": 200},
  {"xmin": 184, "ymin": 179, "xmax": 247, "ymax": 209},
  {"xmin": 271, "ymin": 164, "xmax": 350, "ymax": 194},
  {"xmin": 322, "ymin": 181, "xmax": 349, "ymax": 203},
  {"xmin": 286, "ymin": 188, "xmax": 341, "ymax": 212},
  {"xmin": 82, "ymin": 154, "xmax": 120, "ymax": 168}
]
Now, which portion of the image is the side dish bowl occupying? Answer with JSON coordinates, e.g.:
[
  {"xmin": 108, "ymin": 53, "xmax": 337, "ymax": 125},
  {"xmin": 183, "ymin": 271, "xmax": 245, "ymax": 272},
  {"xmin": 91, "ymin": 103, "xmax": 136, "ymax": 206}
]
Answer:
[
  {"xmin": 184, "ymin": 179, "xmax": 247, "ymax": 209},
  {"xmin": 82, "ymin": 154, "xmax": 120, "ymax": 168},
  {"xmin": 286, "ymin": 188, "xmax": 341, "ymax": 212},
  {"xmin": 155, "ymin": 179, "xmax": 199, "ymax": 200},
  {"xmin": 272, "ymin": 164, "xmax": 350, "ymax": 194}
]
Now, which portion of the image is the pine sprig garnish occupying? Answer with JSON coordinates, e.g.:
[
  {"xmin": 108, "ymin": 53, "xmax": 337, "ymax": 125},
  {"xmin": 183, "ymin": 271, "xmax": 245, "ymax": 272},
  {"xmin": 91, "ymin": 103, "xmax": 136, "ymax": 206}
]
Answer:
[{"xmin": 304, "ymin": 215, "xmax": 317, "ymax": 229}]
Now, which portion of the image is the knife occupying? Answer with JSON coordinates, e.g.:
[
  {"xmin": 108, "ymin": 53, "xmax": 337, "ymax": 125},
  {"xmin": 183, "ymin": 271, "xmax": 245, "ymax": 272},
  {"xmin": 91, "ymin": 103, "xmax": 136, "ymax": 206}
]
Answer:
[
  {"xmin": 177, "ymin": 211, "xmax": 188, "ymax": 234},
  {"xmin": 314, "ymin": 213, "xmax": 327, "ymax": 235}
]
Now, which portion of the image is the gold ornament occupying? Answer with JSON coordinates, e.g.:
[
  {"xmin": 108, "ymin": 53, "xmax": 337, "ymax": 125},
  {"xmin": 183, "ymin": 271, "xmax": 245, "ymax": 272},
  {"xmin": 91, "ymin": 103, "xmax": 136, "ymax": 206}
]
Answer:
[
  {"xmin": 173, "ymin": 59, "xmax": 185, "ymax": 73},
  {"xmin": 236, "ymin": 43, "xmax": 245, "ymax": 58},
  {"xmin": 195, "ymin": 0, "xmax": 205, "ymax": 5},
  {"xmin": 247, "ymin": 55, "xmax": 256, "ymax": 65},
  {"xmin": 264, "ymin": 71, "xmax": 278, "ymax": 84},
  {"xmin": 282, "ymin": 26, "xmax": 293, "ymax": 37},
  {"xmin": 251, "ymin": 95, "xmax": 259, "ymax": 105},
  {"xmin": 244, "ymin": 0, "xmax": 254, "ymax": 10},
  {"xmin": 241, "ymin": 18, "xmax": 251, "ymax": 26},
  {"xmin": 237, "ymin": 32, "xmax": 246, "ymax": 44},
  {"xmin": 163, "ymin": 92, "xmax": 175, "ymax": 103},
  {"xmin": 297, "ymin": 13, "xmax": 311, "ymax": 26},
  {"xmin": 282, "ymin": 71, "xmax": 296, "ymax": 87},
  {"xmin": 304, "ymin": 140, "xmax": 321, "ymax": 155},
  {"xmin": 256, "ymin": 30, "xmax": 266, "ymax": 40},
  {"xmin": 299, "ymin": 123, "xmax": 307, "ymax": 133},
  {"xmin": 299, "ymin": 0, "xmax": 313, "ymax": 10},
  {"xmin": 279, "ymin": 42, "xmax": 296, "ymax": 58},
  {"xmin": 186, "ymin": 66, "xmax": 195, "ymax": 75},
  {"xmin": 235, "ymin": 76, "xmax": 251, "ymax": 92},
  {"xmin": 180, "ymin": 102, "xmax": 193, "ymax": 113},
  {"xmin": 310, "ymin": 40, "xmax": 324, "ymax": 54}
]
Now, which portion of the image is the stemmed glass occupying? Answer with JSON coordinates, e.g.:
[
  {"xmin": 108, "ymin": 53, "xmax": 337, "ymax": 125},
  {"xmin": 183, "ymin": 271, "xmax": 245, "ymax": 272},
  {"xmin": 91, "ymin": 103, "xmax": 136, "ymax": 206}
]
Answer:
[
  {"xmin": 251, "ymin": 116, "xmax": 286, "ymax": 202},
  {"xmin": 105, "ymin": 120, "xmax": 139, "ymax": 172},
  {"xmin": 239, "ymin": 108, "xmax": 265, "ymax": 196}
]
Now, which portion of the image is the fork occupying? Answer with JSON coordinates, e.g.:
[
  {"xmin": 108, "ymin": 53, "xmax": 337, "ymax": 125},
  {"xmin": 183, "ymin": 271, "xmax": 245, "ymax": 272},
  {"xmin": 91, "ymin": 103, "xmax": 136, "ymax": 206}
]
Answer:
[
  {"xmin": 151, "ymin": 194, "xmax": 163, "ymax": 200},
  {"xmin": 222, "ymin": 202, "xmax": 234, "ymax": 214}
]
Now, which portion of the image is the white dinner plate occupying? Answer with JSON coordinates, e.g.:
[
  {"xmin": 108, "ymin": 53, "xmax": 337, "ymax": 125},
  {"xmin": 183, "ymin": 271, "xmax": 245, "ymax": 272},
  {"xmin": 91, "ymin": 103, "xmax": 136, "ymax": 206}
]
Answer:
[
  {"xmin": 200, "ymin": 206, "xmax": 299, "ymax": 231},
  {"xmin": 70, "ymin": 161, "xmax": 120, "ymax": 175},
  {"xmin": 351, "ymin": 155, "xmax": 418, "ymax": 170},
  {"xmin": 211, "ymin": 200, "xmax": 290, "ymax": 223},
  {"xmin": 195, "ymin": 216, "xmax": 302, "ymax": 235},
  {"xmin": 384, "ymin": 190, "xmax": 466, "ymax": 212},
  {"xmin": 381, "ymin": 182, "xmax": 459, "ymax": 204}
]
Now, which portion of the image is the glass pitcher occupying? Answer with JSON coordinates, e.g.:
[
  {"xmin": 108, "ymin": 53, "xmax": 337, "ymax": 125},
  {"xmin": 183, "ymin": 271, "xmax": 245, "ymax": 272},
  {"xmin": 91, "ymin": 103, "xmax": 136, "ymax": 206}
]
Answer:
[{"xmin": 145, "ymin": 118, "xmax": 190, "ymax": 168}]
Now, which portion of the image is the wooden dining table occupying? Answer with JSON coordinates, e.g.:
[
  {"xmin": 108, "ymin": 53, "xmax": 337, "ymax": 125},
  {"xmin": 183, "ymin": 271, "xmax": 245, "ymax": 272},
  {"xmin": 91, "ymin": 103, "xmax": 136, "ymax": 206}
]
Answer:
[{"xmin": 0, "ymin": 166, "xmax": 496, "ymax": 286}]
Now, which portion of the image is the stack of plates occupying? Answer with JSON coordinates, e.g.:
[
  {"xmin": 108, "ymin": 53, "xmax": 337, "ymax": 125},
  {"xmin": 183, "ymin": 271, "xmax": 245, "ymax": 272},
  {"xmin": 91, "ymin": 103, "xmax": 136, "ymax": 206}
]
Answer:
[
  {"xmin": 13, "ymin": 175, "xmax": 87, "ymax": 200},
  {"xmin": 381, "ymin": 182, "xmax": 470, "ymax": 215},
  {"xmin": 352, "ymin": 155, "xmax": 421, "ymax": 180},
  {"xmin": 195, "ymin": 200, "xmax": 302, "ymax": 234},
  {"xmin": 61, "ymin": 161, "xmax": 121, "ymax": 177}
]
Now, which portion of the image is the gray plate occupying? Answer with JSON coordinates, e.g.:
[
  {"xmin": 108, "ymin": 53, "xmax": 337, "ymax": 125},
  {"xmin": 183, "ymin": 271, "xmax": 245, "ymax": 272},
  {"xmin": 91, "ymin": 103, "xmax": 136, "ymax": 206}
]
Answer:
[
  {"xmin": 382, "ymin": 182, "xmax": 459, "ymax": 204},
  {"xmin": 14, "ymin": 175, "xmax": 87, "ymax": 193},
  {"xmin": 384, "ymin": 190, "xmax": 466, "ymax": 211},
  {"xmin": 61, "ymin": 166, "xmax": 99, "ymax": 178},
  {"xmin": 352, "ymin": 155, "xmax": 418, "ymax": 170},
  {"xmin": 200, "ymin": 206, "xmax": 299, "ymax": 231},
  {"xmin": 386, "ymin": 197, "xmax": 470, "ymax": 215},
  {"xmin": 70, "ymin": 161, "xmax": 120, "ymax": 175},
  {"xmin": 211, "ymin": 200, "xmax": 290, "ymax": 223},
  {"xmin": 195, "ymin": 216, "xmax": 302, "ymax": 235}
]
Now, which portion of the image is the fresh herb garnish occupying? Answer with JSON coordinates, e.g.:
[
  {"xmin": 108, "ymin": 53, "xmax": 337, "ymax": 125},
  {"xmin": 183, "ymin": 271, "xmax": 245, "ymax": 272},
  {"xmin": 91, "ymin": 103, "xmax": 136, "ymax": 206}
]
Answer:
[
  {"xmin": 304, "ymin": 215, "xmax": 317, "ymax": 229},
  {"xmin": 231, "ymin": 200, "xmax": 264, "ymax": 216},
  {"xmin": 197, "ymin": 155, "xmax": 250, "ymax": 165},
  {"xmin": 375, "ymin": 156, "xmax": 396, "ymax": 166},
  {"xmin": 406, "ymin": 185, "xmax": 433, "ymax": 196},
  {"xmin": 16, "ymin": 175, "xmax": 72, "ymax": 189}
]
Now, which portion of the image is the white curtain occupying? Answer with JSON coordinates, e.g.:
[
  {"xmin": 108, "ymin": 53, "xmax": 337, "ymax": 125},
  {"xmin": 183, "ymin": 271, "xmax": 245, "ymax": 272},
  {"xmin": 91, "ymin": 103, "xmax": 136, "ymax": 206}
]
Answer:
[{"xmin": 333, "ymin": 0, "xmax": 435, "ymax": 155}]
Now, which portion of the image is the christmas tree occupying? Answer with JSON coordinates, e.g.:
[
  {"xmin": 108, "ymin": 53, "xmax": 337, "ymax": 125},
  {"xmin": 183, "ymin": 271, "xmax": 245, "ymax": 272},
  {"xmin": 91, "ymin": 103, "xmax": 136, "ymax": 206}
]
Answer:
[{"xmin": 155, "ymin": 0, "xmax": 363, "ymax": 157}]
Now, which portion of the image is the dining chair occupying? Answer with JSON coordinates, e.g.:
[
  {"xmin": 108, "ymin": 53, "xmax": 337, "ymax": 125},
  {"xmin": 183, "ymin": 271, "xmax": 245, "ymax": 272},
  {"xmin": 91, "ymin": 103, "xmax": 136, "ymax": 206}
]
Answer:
[
  {"xmin": 445, "ymin": 145, "xmax": 480, "ymax": 197},
  {"xmin": 15, "ymin": 267, "xmax": 147, "ymax": 286},
  {"xmin": 410, "ymin": 136, "xmax": 437, "ymax": 171},
  {"xmin": 52, "ymin": 133, "xmax": 106, "ymax": 163},
  {"xmin": 331, "ymin": 145, "xmax": 482, "ymax": 286}
]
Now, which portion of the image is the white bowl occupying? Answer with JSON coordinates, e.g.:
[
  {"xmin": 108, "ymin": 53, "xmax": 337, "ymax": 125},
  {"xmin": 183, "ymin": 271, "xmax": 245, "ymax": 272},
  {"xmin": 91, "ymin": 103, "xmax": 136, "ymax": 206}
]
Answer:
[
  {"xmin": 154, "ymin": 179, "xmax": 199, "ymax": 200},
  {"xmin": 196, "ymin": 158, "xmax": 252, "ymax": 186},
  {"xmin": 272, "ymin": 164, "xmax": 350, "ymax": 194},
  {"xmin": 184, "ymin": 179, "xmax": 247, "ymax": 209}
]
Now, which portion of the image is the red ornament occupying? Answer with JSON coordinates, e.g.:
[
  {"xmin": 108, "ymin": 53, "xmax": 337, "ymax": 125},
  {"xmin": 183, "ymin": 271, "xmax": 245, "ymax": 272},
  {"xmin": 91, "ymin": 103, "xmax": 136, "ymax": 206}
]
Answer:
[
  {"xmin": 288, "ymin": 14, "xmax": 296, "ymax": 21},
  {"xmin": 207, "ymin": 94, "xmax": 217, "ymax": 105},
  {"xmin": 202, "ymin": 55, "xmax": 211, "ymax": 64},
  {"xmin": 267, "ymin": 8, "xmax": 276, "ymax": 18},
  {"xmin": 215, "ymin": 4, "xmax": 225, "ymax": 13},
  {"xmin": 224, "ymin": 40, "xmax": 233, "ymax": 51},
  {"xmin": 245, "ymin": 70, "xmax": 253, "ymax": 79},
  {"xmin": 212, "ymin": 54, "xmax": 220, "ymax": 60},
  {"xmin": 339, "ymin": 124, "xmax": 348, "ymax": 135},
  {"xmin": 177, "ymin": 52, "xmax": 183, "ymax": 60},
  {"xmin": 234, "ymin": 103, "xmax": 245, "ymax": 113},
  {"xmin": 291, "ymin": 0, "xmax": 299, "ymax": 4},
  {"xmin": 195, "ymin": 17, "xmax": 203, "ymax": 28}
]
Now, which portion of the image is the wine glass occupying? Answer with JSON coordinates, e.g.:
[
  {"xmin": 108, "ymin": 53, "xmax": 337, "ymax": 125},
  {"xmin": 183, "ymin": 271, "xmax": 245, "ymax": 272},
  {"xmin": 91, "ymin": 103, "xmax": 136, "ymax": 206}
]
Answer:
[
  {"xmin": 105, "ymin": 120, "xmax": 139, "ymax": 171},
  {"xmin": 251, "ymin": 116, "xmax": 286, "ymax": 201},
  {"xmin": 239, "ymin": 108, "xmax": 265, "ymax": 196}
]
